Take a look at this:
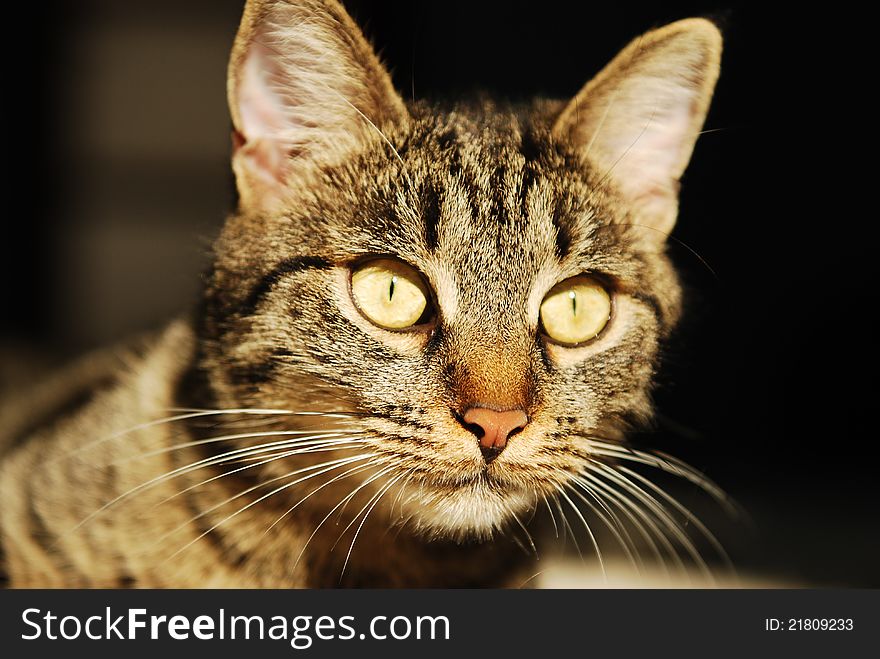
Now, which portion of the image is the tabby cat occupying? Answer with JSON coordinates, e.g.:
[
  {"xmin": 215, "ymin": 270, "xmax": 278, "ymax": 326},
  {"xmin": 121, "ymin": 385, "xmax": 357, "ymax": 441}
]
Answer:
[{"xmin": 0, "ymin": 0, "xmax": 725, "ymax": 587}]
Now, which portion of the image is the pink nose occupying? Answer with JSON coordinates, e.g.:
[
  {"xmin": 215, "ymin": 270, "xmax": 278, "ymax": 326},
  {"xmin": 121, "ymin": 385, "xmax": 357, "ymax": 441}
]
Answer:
[{"xmin": 462, "ymin": 407, "xmax": 529, "ymax": 463}]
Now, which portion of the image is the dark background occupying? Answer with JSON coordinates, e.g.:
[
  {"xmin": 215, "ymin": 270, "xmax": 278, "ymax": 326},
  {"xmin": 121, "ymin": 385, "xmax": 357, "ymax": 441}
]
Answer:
[{"xmin": 2, "ymin": 1, "xmax": 875, "ymax": 586}]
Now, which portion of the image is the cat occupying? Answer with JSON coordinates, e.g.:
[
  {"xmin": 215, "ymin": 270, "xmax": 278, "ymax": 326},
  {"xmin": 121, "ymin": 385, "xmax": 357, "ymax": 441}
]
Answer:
[{"xmin": 0, "ymin": 0, "xmax": 725, "ymax": 588}]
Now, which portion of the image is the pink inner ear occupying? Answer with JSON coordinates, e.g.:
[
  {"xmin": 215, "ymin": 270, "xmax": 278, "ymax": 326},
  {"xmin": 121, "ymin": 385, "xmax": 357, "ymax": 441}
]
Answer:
[
  {"xmin": 237, "ymin": 137, "xmax": 288, "ymax": 186},
  {"xmin": 608, "ymin": 100, "xmax": 694, "ymax": 201},
  {"xmin": 238, "ymin": 45, "xmax": 289, "ymax": 142},
  {"xmin": 227, "ymin": 7, "xmax": 408, "ymax": 208},
  {"xmin": 234, "ymin": 45, "xmax": 296, "ymax": 186}
]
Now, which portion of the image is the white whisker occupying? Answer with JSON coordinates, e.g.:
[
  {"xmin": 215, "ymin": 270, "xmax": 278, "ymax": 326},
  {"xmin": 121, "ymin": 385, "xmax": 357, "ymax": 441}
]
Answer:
[
  {"xmin": 52, "ymin": 408, "xmax": 298, "ymax": 464},
  {"xmin": 556, "ymin": 484, "xmax": 606, "ymax": 580},
  {"xmin": 508, "ymin": 507, "xmax": 539, "ymax": 559},
  {"xmin": 147, "ymin": 453, "xmax": 375, "ymax": 553},
  {"xmin": 265, "ymin": 458, "xmax": 385, "ymax": 533},
  {"xmin": 330, "ymin": 465, "xmax": 400, "ymax": 551},
  {"xmin": 543, "ymin": 493, "xmax": 560, "ymax": 539},
  {"xmin": 114, "ymin": 430, "xmax": 361, "ymax": 464},
  {"xmin": 591, "ymin": 462, "xmax": 712, "ymax": 581},
  {"xmin": 294, "ymin": 463, "xmax": 397, "ymax": 572},
  {"xmin": 617, "ymin": 465, "xmax": 733, "ymax": 570},
  {"xmin": 578, "ymin": 469, "xmax": 677, "ymax": 574},
  {"xmin": 66, "ymin": 435, "xmax": 367, "ymax": 539},
  {"xmin": 340, "ymin": 469, "xmax": 411, "ymax": 579},
  {"xmin": 551, "ymin": 487, "xmax": 581, "ymax": 560},
  {"xmin": 565, "ymin": 476, "xmax": 640, "ymax": 572},
  {"xmin": 164, "ymin": 454, "xmax": 379, "ymax": 562},
  {"xmin": 156, "ymin": 440, "xmax": 368, "ymax": 507},
  {"xmin": 580, "ymin": 437, "xmax": 733, "ymax": 511}
]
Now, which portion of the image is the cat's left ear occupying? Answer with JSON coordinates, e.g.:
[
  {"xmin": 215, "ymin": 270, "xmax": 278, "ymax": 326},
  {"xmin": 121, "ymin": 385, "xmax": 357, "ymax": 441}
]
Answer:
[
  {"xmin": 228, "ymin": 0, "xmax": 409, "ymax": 210},
  {"xmin": 553, "ymin": 19, "xmax": 722, "ymax": 239}
]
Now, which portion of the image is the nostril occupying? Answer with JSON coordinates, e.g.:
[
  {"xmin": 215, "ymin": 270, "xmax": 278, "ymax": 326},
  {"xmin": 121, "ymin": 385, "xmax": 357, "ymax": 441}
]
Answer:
[
  {"xmin": 453, "ymin": 411, "xmax": 485, "ymax": 439},
  {"xmin": 461, "ymin": 419, "xmax": 485, "ymax": 439}
]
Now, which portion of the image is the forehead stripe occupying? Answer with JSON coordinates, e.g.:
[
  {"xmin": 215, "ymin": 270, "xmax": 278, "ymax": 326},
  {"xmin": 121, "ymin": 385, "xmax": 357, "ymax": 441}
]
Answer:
[
  {"xmin": 237, "ymin": 256, "xmax": 331, "ymax": 317},
  {"xmin": 421, "ymin": 180, "xmax": 442, "ymax": 252}
]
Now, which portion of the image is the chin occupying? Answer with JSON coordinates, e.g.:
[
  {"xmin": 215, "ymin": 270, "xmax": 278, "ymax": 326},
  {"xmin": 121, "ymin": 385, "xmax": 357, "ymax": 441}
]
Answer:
[{"xmin": 398, "ymin": 477, "xmax": 538, "ymax": 542}]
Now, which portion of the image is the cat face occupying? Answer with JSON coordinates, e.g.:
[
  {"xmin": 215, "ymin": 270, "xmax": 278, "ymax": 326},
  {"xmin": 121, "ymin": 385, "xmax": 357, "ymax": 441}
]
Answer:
[{"xmin": 197, "ymin": 0, "xmax": 721, "ymax": 540}]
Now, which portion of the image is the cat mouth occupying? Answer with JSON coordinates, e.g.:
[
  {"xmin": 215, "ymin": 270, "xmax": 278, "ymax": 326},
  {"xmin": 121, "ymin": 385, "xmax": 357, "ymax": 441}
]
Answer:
[
  {"xmin": 463, "ymin": 469, "xmax": 502, "ymax": 487},
  {"xmin": 411, "ymin": 460, "xmax": 515, "ymax": 493},
  {"xmin": 451, "ymin": 464, "xmax": 525, "ymax": 492}
]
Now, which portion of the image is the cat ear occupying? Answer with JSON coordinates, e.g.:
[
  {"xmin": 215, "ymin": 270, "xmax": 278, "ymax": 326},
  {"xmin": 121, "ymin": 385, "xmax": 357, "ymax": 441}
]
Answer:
[
  {"xmin": 552, "ymin": 19, "xmax": 722, "ymax": 238},
  {"xmin": 228, "ymin": 0, "xmax": 409, "ymax": 210}
]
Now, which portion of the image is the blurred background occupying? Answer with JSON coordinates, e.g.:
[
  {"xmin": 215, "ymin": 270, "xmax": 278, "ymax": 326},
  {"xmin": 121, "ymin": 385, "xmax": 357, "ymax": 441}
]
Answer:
[{"xmin": 2, "ymin": 1, "xmax": 875, "ymax": 586}]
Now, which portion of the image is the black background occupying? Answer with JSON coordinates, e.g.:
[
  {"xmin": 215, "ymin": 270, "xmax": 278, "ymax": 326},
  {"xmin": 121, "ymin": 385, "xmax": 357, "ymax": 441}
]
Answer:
[{"xmin": 2, "ymin": 2, "xmax": 875, "ymax": 586}]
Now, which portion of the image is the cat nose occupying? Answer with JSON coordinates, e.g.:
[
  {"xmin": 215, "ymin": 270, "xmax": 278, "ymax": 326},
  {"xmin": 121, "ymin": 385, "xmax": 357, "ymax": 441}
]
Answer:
[{"xmin": 461, "ymin": 407, "xmax": 529, "ymax": 464}]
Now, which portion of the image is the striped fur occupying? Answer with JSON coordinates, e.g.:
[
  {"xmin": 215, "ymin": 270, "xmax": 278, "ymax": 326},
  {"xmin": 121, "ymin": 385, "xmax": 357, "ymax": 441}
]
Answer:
[{"xmin": 0, "ymin": 1, "xmax": 722, "ymax": 587}]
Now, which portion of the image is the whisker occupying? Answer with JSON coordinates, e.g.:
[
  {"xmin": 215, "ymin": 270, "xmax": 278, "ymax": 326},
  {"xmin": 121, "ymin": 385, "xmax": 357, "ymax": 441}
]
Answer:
[
  {"xmin": 508, "ymin": 507, "xmax": 539, "ymax": 559},
  {"xmin": 556, "ymin": 484, "xmax": 606, "ymax": 580},
  {"xmin": 147, "ymin": 453, "xmax": 375, "ymax": 553},
  {"xmin": 587, "ymin": 465, "xmax": 705, "ymax": 581},
  {"xmin": 166, "ymin": 407, "xmax": 357, "ymax": 419},
  {"xmin": 332, "ymin": 93, "xmax": 415, "ymax": 195},
  {"xmin": 52, "ymin": 408, "xmax": 298, "ymax": 463},
  {"xmin": 156, "ymin": 440, "xmax": 368, "ymax": 507},
  {"xmin": 579, "ymin": 436, "xmax": 735, "ymax": 513},
  {"xmin": 387, "ymin": 469, "xmax": 416, "ymax": 521},
  {"xmin": 294, "ymin": 463, "xmax": 397, "ymax": 572},
  {"xmin": 551, "ymin": 486, "xmax": 582, "ymax": 561},
  {"xmin": 574, "ymin": 476, "xmax": 641, "ymax": 563},
  {"xmin": 340, "ymin": 469, "xmax": 411, "ymax": 580},
  {"xmin": 578, "ymin": 470, "xmax": 679, "ymax": 575},
  {"xmin": 551, "ymin": 491, "xmax": 573, "ymax": 553},
  {"xmin": 113, "ymin": 430, "xmax": 362, "ymax": 464},
  {"xmin": 163, "ymin": 454, "xmax": 379, "ymax": 562},
  {"xmin": 594, "ymin": 223, "xmax": 719, "ymax": 280},
  {"xmin": 565, "ymin": 476, "xmax": 640, "ymax": 573},
  {"xmin": 291, "ymin": 465, "xmax": 384, "ymax": 571},
  {"xmin": 517, "ymin": 570, "xmax": 546, "ymax": 589},
  {"xmin": 570, "ymin": 473, "xmax": 655, "ymax": 573},
  {"xmin": 329, "ymin": 465, "xmax": 400, "ymax": 551},
  {"xmin": 264, "ymin": 459, "xmax": 384, "ymax": 534},
  {"xmin": 66, "ymin": 435, "xmax": 367, "ymax": 539},
  {"xmin": 617, "ymin": 465, "xmax": 733, "ymax": 571},
  {"xmin": 591, "ymin": 462, "xmax": 713, "ymax": 581},
  {"xmin": 543, "ymin": 493, "xmax": 560, "ymax": 539}
]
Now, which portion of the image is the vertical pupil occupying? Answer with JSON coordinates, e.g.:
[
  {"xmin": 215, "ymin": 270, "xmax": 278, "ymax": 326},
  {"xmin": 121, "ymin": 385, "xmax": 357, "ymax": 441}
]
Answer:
[
  {"xmin": 389, "ymin": 275, "xmax": 397, "ymax": 301},
  {"xmin": 569, "ymin": 290, "xmax": 577, "ymax": 317}
]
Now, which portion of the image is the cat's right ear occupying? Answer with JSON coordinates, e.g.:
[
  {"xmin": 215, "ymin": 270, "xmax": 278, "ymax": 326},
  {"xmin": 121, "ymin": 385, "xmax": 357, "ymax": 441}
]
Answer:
[
  {"xmin": 552, "ymin": 19, "xmax": 721, "ymax": 240},
  {"xmin": 228, "ymin": 0, "xmax": 409, "ymax": 211}
]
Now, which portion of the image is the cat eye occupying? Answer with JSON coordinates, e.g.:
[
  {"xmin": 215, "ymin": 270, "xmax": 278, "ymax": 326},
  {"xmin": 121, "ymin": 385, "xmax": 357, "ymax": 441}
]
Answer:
[
  {"xmin": 540, "ymin": 276, "xmax": 612, "ymax": 345},
  {"xmin": 350, "ymin": 259, "xmax": 433, "ymax": 330}
]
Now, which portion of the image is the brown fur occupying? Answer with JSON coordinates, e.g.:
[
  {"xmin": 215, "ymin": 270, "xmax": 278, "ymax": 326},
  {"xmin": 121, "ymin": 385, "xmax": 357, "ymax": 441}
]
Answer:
[{"xmin": 0, "ymin": 1, "xmax": 722, "ymax": 588}]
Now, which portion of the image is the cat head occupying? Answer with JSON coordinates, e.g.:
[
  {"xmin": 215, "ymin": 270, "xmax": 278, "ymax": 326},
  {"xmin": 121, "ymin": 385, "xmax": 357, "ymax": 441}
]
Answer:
[{"xmin": 197, "ymin": 0, "xmax": 721, "ymax": 540}]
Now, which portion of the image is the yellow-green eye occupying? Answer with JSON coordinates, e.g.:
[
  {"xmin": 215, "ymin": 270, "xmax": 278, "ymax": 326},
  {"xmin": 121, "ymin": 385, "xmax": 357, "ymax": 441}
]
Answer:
[
  {"xmin": 350, "ymin": 259, "xmax": 432, "ymax": 329},
  {"xmin": 540, "ymin": 276, "xmax": 612, "ymax": 345}
]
